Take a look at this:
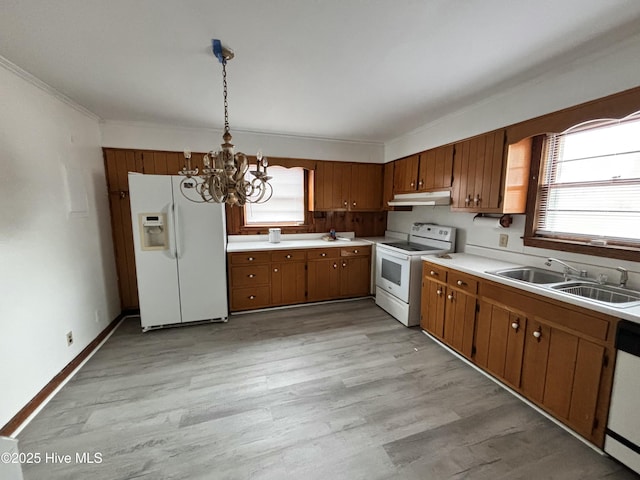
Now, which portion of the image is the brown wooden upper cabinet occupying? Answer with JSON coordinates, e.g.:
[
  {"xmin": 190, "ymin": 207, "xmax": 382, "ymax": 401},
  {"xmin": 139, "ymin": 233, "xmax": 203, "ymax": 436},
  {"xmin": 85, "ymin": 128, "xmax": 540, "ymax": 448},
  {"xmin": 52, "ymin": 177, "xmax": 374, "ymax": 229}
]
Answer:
[
  {"xmin": 393, "ymin": 145, "xmax": 454, "ymax": 194},
  {"xmin": 311, "ymin": 161, "xmax": 383, "ymax": 212},
  {"xmin": 451, "ymin": 129, "xmax": 531, "ymax": 213}
]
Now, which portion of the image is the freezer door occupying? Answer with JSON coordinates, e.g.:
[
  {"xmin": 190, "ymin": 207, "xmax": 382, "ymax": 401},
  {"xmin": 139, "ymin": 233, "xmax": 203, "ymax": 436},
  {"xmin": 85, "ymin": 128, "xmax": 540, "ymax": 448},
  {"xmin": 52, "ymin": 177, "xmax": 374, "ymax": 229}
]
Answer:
[
  {"xmin": 172, "ymin": 176, "xmax": 228, "ymax": 322},
  {"xmin": 128, "ymin": 174, "xmax": 181, "ymax": 328}
]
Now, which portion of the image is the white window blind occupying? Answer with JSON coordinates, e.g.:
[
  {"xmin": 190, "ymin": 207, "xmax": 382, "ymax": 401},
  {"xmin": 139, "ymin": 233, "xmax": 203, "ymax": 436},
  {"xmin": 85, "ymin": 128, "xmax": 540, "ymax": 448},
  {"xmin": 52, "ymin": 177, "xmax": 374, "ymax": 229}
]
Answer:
[
  {"xmin": 536, "ymin": 114, "xmax": 640, "ymax": 245},
  {"xmin": 244, "ymin": 166, "xmax": 305, "ymax": 225}
]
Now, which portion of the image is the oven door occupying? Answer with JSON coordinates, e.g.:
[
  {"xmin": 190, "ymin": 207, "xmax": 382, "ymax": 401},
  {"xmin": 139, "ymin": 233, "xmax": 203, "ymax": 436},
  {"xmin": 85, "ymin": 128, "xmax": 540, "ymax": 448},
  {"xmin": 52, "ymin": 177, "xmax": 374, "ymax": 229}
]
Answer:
[{"xmin": 376, "ymin": 246, "xmax": 411, "ymax": 303}]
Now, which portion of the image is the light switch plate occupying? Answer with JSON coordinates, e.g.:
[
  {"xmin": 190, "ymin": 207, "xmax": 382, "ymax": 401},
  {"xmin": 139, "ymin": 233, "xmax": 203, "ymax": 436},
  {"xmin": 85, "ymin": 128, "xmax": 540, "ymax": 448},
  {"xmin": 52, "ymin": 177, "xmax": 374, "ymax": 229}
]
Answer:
[{"xmin": 499, "ymin": 234, "xmax": 509, "ymax": 248}]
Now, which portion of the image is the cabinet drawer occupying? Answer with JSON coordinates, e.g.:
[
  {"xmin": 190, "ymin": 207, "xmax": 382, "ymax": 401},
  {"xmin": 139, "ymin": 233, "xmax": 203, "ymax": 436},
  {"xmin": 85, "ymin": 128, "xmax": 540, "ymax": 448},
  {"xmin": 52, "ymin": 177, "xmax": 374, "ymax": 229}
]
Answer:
[
  {"xmin": 424, "ymin": 264, "xmax": 448, "ymax": 282},
  {"xmin": 230, "ymin": 286, "xmax": 271, "ymax": 311},
  {"xmin": 449, "ymin": 272, "xmax": 478, "ymax": 294},
  {"xmin": 307, "ymin": 248, "xmax": 341, "ymax": 260},
  {"xmin": 230, "ymin": 265, "xmax": 270, "ymax": 287},
  {"xmin": 229, "ymin": 251, "xmax": 270, "ymax": 265},
  {"xmin": 341, "ymin": 245, "xmax": 371, "ymax": 257},
  {"xmin": 270, "ymin": 250, "xmax": 306, "ymax": 262}
]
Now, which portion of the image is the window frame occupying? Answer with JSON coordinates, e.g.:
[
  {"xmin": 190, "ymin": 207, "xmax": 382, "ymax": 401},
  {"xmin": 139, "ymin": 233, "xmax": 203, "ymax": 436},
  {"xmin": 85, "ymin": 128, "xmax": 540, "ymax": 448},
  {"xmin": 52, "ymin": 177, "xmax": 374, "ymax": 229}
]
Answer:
[
  {"xmin": 225, "ymin": 157, "xmax": 317, "ymax": 235},
  {"xmin": 523, "ymin": 135, "xmax": 640, "ymax": 262},
  {"xmin": 243, "ymin": 165, "xmax": 307, "ymax": 227}
]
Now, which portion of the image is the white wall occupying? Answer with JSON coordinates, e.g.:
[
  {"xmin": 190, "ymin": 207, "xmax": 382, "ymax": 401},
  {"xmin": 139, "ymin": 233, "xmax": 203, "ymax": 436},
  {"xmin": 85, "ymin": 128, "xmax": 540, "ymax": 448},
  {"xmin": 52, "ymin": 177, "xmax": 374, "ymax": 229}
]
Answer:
[
  {"xmin": 388, "ymin": 207, "xmax": 639, "ymax": 290},
  {"xmin": 0, "ymin": 62, "xmax": 120, "ymax": 428},
  {"xmin": 386, "ymin": 31, "xmax": 640, "ymax": 161},
  {"xmin": 100, "ymin": 121, "xmax": 385, "ymax": 164}
]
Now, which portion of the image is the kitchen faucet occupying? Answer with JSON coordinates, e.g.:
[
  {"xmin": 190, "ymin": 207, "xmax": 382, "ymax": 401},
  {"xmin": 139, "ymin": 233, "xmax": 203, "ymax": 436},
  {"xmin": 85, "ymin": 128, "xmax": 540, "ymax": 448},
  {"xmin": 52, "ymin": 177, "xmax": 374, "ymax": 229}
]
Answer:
[
  {"xmin": 545, "ymin": 258, "xmax": 588, "ymax": 279},
  {"xmin": 616, "ymin": 267, "xmax": 629, "ymax": 288}
]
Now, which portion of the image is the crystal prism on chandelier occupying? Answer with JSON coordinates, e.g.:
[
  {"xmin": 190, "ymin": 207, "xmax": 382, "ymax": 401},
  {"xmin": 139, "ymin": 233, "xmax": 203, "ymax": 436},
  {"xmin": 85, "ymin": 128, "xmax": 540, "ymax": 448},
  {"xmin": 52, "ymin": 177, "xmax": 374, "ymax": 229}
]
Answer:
[{"xmin": 179, "ymin": 39, "xmax": 273, "ymax": 206}]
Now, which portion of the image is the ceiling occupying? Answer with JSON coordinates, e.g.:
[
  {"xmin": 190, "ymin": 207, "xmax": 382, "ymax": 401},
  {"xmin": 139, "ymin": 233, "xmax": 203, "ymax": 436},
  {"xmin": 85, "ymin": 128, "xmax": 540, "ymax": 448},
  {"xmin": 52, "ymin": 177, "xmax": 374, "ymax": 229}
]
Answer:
[{"xmin": 2, "ymin": 0, "xmax": 640, "ymax": 144}]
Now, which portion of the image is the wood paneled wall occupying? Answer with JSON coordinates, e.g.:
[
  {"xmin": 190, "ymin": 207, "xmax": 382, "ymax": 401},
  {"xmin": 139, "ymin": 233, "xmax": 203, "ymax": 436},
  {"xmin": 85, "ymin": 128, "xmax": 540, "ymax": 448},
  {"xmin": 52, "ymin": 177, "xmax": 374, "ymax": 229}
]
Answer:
[{"xmin": 103, "ymin": 148, "xmax": 386, "ymax": 309}]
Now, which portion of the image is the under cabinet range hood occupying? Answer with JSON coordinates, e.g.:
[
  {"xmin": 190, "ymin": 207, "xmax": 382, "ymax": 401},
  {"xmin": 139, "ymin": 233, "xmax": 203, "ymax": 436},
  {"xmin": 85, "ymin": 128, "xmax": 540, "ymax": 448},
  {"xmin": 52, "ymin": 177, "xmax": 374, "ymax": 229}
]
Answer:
[{"xmin": 387, "ymin": 191, "xmax": 451, "ymax": 207}]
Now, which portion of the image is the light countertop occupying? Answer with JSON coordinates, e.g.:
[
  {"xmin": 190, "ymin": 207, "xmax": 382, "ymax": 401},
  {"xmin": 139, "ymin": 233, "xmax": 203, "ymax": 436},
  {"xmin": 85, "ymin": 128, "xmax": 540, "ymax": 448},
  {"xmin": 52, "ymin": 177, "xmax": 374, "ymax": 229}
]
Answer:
[
  {"xmin": 421, "ymin": 253, "xmax": 640, "ymax": 324},
  {"xmin": 226, "ymin": 238, "xmax": 373, "ymax": 253},
  {"xmin": 226, "ymin": 230, "xmax": 407, "ymax": 253}
]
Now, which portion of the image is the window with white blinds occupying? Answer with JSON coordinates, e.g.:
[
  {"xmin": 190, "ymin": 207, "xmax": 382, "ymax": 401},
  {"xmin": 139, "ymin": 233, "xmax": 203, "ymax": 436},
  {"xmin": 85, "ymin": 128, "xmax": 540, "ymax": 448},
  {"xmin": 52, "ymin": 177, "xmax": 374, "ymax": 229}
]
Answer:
[
  {"xmin": 536, "ymin": 113, "xmax": 640, "ymax": 246},
  {"xmin": 244, "ymin": 166, "xmax": 305, "ymax": 225}
]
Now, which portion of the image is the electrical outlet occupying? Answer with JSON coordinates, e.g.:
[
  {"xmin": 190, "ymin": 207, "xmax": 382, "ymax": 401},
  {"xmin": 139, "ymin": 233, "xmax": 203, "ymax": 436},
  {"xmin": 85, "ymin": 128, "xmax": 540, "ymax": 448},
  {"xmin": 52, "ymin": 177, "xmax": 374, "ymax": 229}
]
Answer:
[
  {"xmin": 499, "ymin": 234, "xmax": 509, "ymax": 248},
  {"xmin": 66, "ymin": 331, "xmax": 73, "ymax": 346}
]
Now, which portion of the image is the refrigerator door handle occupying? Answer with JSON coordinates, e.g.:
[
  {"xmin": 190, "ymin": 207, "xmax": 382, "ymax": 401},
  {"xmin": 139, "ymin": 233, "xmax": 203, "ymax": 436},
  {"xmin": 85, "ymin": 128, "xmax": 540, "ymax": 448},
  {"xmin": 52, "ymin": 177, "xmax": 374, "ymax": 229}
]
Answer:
[
  {"xmin": 174, "ymin": 202, "xmax": 182, "ymax": 259},
  {"xmin": 169, "ymin": 202, "xmax": 177, "ymax": 259}
]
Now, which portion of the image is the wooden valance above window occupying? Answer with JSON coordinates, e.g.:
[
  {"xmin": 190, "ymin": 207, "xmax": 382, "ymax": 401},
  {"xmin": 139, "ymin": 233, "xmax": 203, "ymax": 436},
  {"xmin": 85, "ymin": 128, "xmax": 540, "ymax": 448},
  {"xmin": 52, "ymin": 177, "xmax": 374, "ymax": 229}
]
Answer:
[{"xmin": 506, "ymin": 86, "xmax": 640, "ymax": 144}]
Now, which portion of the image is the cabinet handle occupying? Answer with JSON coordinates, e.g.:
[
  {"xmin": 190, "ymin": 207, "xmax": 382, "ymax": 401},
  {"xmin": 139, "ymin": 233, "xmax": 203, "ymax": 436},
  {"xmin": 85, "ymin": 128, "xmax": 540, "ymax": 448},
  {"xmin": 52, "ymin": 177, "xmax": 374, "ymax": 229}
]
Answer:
[
  {"xmin": 352, "ymin": 202, "xmax": 356, "ymax": 206},
  {"xmin": 456, "ymin": 280, "xmax": 466, "ymax": 286},
  {"xmin": 533, "ymin": 329, "xmax": 542, "ymax": 340},
  {"xmin": 354, "ymin": 249, "xmax": 359, "ymax": 254},
  {"xmin": 321, "ymin": 253, "xmax": 327, "ymax": 257},
  {"xmin": 248, "ymin": 274, "xmax": 255, "ymax": 278},
  {"xmin": 248, "ymin": 257, "xmax": 254, "ymax": 261},
  {"xmin": 447, "ymin": 294, "xmax": 454, "ymax": 301},
  {"xmin": 430, "ymin": 270, "xmax": 438, "ymax": 276},
  {"xmin": 342, "ymin": 262, "xmax": 347, "ymax": 268},
  {"xmin": 344, "ymin": 201, "xmax": 348, "ymax": 206},
  {"xmin": 273, "ymin": 268, "xmax": 278, "ymax": 273},
  {"xmin": 333, "ymin": 263, "xmax": 338, "ymax": 269},
  {"xmin": 249, "ymin": 295, "xmax": 256, "ymax": 300},
  {"xmin": 418, "ymin": 179, "xmax": 423, "ymax": 187},
  {"xmin": 286, "ymin": 254, "xmax": 291, "ymax": 259},
  {"xmin": 465, "ymin": 195, "xmax": 471, "ymax": 206},
  {"xmin": 511, "ymin": 321, "xmax": 519, "ymax": 330},
  {"xmin": 410, "ymin": 181, "xmax": 415, "ymax": 187},
  {"xmin": 436, "ymin": 289, "xmax": 442, "ymax": 296},
  {"xmin": 474, "ymin": 194, "xmax": 481, "ymax": 206}
]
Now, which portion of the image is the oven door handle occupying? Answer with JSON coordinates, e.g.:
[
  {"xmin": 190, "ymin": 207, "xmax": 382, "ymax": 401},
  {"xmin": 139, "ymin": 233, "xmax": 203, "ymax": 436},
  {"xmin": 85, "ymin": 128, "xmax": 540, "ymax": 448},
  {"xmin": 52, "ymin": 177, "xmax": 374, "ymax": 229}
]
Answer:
[{"xmin": 377, "ymin": 247, "xmax": 410, "ymax": 261}]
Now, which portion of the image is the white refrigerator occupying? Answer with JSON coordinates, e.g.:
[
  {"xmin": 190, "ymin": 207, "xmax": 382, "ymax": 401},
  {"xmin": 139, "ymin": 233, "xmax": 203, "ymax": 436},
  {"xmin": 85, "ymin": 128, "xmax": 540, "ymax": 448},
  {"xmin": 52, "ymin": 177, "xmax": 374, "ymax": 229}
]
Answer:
[{"xmin": 128, "ymin": 173, "xmax": 228, "ymax": 331}]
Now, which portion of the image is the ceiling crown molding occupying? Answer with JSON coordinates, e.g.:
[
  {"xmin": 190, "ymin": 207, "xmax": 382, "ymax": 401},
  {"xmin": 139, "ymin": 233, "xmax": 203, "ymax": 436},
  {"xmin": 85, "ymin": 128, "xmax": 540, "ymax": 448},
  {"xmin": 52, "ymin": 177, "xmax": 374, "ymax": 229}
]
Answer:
[{"xmin": 0, "ymin": 54, "xmax": 101, "ymax": 121}]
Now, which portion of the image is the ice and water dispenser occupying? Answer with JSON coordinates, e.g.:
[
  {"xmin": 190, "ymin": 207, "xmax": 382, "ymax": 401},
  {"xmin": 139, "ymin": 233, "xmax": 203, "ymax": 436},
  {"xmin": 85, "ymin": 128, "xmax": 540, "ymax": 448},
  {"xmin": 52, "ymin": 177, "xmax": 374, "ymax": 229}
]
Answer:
[{"xmin": 138, "ymin": 213, "xmax": 168, "ymax": 250}]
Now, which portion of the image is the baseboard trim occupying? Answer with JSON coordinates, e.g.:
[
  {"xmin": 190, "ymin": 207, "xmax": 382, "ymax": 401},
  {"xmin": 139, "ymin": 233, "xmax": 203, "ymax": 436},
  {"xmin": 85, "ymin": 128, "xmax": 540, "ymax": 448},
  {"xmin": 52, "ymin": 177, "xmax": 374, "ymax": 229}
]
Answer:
[{"xmin": 0, "ymin": 312, "xmax": 130, "ymax": 437}]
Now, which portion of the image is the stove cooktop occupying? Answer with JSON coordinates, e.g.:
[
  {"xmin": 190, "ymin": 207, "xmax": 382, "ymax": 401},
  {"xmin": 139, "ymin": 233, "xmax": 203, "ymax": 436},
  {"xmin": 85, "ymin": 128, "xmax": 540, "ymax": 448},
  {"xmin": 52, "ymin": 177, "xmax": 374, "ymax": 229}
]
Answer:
[{"xmin": 380, "ymin": 241, "xmax": 442, "ymax": 253}]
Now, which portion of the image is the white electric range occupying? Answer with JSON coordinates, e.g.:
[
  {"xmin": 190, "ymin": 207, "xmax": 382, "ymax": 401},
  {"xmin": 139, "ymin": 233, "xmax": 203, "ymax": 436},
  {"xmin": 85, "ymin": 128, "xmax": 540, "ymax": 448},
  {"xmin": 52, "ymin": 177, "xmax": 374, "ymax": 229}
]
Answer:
[{"xmin": 375, "ymin": 223, "xmax": 456, "ymax": 326}]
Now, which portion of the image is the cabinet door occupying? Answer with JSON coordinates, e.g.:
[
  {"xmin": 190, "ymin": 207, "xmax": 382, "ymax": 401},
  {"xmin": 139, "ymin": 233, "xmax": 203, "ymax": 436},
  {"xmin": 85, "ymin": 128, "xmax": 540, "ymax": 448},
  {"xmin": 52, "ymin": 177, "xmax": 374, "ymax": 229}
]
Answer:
[
  {"xmin": 420, "ymin": 278, "xmax": 446, "ymax": 338},
  {"xmin": 313, "ymin": 161, "xmax": 351, "ymax": 211},
  {"xmin": 451, "ymin": 130, "xmax": 505, "ymax": 211},
  {"xmin": 443, "ymin": 288, "xmax": 476, "ymax": 358},
  {"xmin": 350, "ymin": 163, "xmax": 383, "ymax": 211},
  {"xmin": 474, "ymin": 302, "xmax": 526, "ymax": 388},
  {"xmin": 520, "ymin": 320, "xmax": 550, "ymax": 403},
  {"xmin": 393, "ymin": 154, "xmax": 419, "ymax": 193},
  {"xmin": 383, "ymin": 162, "xmax": 394, "ymax": 211},
  {"xmin": 418, "ymin": 145, "xmax": 453, "ymax": 191},
  {"xmin": 567, "ymin": 340, "xmax": 605, "ymax": 438},
  {"xmin": 271, "ymin": 262, "xmax": 306, "ymax": 306},
  {"xmin": 504, "ymin": 313, "xmax": 527, "ymax": 387},
  {"xmin": 340, "ymin": 256, "xmax": 370, "ymax": 297},
  {"xmin": 307, "ymin": 259, "xmax": 341, "ymax": 301}
]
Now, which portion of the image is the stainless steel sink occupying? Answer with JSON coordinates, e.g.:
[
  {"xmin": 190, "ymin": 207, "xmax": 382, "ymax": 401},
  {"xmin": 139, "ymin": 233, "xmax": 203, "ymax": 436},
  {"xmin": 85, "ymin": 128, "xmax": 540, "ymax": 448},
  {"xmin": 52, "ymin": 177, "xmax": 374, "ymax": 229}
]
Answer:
[
  {"xmin": 550, "ymin": 282, "xmax": 640, "ymax": 308},
  {"xmin": 488, "ymin": 267, "xmax": 567, "ymax": 284}
]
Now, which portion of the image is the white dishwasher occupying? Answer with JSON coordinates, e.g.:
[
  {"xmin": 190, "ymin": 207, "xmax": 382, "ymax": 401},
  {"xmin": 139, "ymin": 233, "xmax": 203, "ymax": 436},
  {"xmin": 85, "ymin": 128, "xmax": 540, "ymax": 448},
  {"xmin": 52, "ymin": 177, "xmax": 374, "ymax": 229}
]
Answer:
[{"xmin": 604, "ymin": 320, "xmax": 640, "ymax": 475}]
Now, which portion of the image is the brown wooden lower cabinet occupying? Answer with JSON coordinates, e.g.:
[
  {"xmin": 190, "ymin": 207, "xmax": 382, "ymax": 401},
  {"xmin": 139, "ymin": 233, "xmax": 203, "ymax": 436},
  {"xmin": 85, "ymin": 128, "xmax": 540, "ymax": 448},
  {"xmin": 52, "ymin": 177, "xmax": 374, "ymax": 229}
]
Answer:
[
  {"xmin": 420, "ymin": 260, "xmax": 617, "ymax": 448},
  {"xmin": 420, "ymin": 264, "xmax": 476, "ymax": 359},
  {"xmin": 228, "ymin": 246, "xmax": 371, "ymax": 311},
  {"xmin": 271, "ymin": 261, "xmax": 306, "ymax": 306},
  {"xmin": 475, "ymin": 302, "xmax": 527, "ymax": 388},
  {"xmin": 420, "ymin": 274, "xmax": 447, "ymax": 338}
]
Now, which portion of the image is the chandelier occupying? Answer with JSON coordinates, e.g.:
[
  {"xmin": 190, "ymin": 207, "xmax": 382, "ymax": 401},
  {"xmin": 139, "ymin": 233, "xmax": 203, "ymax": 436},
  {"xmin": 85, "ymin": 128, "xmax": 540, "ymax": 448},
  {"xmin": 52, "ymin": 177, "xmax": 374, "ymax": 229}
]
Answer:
[{"xmin": 179, "ymin": 39, "xmax": 273, "ymax": 206}]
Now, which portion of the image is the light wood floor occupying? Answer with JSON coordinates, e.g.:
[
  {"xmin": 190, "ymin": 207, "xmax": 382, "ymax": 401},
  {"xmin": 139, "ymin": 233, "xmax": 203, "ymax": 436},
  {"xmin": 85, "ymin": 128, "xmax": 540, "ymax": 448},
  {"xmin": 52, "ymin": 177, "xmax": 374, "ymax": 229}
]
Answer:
[{"xmin": 17, "ymin": 299, "xmax": 635, "ymax": 479}]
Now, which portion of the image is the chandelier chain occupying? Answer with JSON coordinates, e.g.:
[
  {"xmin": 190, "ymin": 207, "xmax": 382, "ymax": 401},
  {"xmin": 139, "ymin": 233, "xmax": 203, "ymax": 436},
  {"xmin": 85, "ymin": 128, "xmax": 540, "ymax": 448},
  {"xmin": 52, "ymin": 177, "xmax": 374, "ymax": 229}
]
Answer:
[
  {"xmin": 178, "ymin": 40, "xmax": 273, "ymax": 206},
  {"xmin": 222, "ymin": 60, "xmax": 229, "ymax": 134}
]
